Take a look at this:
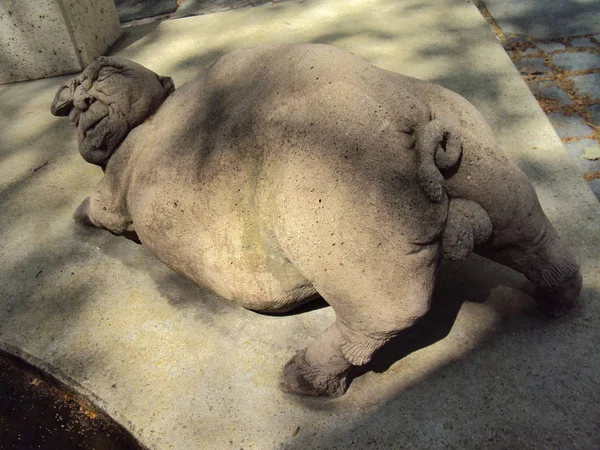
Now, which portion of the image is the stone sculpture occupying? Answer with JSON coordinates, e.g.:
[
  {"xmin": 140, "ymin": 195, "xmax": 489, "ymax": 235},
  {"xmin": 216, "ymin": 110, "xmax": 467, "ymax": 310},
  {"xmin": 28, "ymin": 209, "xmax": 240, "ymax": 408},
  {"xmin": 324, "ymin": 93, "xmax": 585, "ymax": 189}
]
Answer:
[{"xmin": 51, "ymin": 44, "xmax": 582, "ymax": 397}]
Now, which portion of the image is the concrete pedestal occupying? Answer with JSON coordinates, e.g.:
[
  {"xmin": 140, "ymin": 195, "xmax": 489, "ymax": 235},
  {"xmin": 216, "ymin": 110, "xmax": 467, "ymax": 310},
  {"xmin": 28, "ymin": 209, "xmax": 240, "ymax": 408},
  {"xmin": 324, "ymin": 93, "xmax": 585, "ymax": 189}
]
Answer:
[{"xmin": 0, "ymin": 0, "xmax": 121, "ymax": 84}]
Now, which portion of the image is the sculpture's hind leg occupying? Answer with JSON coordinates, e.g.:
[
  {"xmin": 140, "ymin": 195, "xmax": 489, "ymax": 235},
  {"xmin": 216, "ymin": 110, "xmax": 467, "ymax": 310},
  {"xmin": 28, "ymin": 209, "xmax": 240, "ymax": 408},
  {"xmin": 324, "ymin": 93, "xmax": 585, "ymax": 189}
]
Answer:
[
  {"xmin": 274, "ymin": 142, "xmax": 446, "ymax": 396},
  {"xmin": 484, "ymin": 210, "xmax": 581, "ymax": 318},
  {"xmin": 280, "ymin": 244, "xmax": 439, "ymax": 397}
]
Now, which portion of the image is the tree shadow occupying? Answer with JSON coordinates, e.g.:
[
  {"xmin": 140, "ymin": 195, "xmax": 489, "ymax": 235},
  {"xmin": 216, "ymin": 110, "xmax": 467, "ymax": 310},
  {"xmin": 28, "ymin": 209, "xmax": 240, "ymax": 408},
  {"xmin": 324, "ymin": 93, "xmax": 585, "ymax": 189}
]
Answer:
[
  {"xmin": 479, "ymin": 0, "xmax": 600, "ymax": 40},
  {"xmin": 1, "ymin": 0, "xmax": 598, "ymax": 447},
  {"xmin": 109, "ymin": 22, "xmax": 162, "ymax": 55}
]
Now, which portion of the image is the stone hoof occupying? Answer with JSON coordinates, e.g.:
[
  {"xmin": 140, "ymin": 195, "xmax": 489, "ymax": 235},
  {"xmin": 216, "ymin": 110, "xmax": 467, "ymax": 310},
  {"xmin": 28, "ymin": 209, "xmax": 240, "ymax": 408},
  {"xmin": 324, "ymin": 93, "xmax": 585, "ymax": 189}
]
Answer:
[
  {"xmin": 535, "ymin": 271, "xmax": 583, "ymax": 318},
  {"xmin": 279, "ymin": 349, "xmax": 349, "ymax": 398}
]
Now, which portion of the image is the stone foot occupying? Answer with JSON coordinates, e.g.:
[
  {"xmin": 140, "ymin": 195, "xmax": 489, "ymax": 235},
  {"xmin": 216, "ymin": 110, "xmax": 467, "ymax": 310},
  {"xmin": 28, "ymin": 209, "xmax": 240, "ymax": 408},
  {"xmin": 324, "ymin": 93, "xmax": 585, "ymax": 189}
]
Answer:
[
  {"xmin": 535, "ymin": 271, "xmax": 583, "ymax": 318},
  {"xmin": 279, "ymin": 349, "xmax": 350, "ymax": 398}
]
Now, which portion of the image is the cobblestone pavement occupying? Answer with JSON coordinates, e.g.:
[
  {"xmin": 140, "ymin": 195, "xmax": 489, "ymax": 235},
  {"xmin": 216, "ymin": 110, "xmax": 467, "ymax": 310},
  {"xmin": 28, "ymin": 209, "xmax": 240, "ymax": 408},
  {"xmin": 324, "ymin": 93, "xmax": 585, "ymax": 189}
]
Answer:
[
  {"xmin": 475, "ymin": 2, "xmax": 600, "ymax": 203},
  {"xmin": 506, "ymin": 37, "xmax": 600, "ymax": 202}
]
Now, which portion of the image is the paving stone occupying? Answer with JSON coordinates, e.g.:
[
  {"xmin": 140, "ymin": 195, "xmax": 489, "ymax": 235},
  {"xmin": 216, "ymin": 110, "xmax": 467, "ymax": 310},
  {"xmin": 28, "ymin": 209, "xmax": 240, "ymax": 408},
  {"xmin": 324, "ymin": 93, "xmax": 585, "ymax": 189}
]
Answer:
[
  {"xmin": 538, "ymin": 83, "xmax": 573, "ymax": 105},
  {"xmin": 572, "ymin": 73, "xmax": 600, "ymax": 99},
  {"xmin": 564, "ymin": 139, "xmax": 600, "ymax": 173},
  {"xmin": 525, "ymin": 79, "xmax": 542, "ymax": 96},
  {"xmin": 548, "ymin": 112, "xmax": 594, "ymax": 138},
  {"xmin": 537, "ymin": 42, "xmax": 566, "ymax": 53},
  {"xmin": 515, "ymin": 57, "xmax": 551, "ymax": 74},
  {"xmin": 587, "ymin": 104, "xmax": 600, "ymax": 126},
  {"xmin": 552, "ymin": 51, "xmax": 600, "ymax": 71},
  {"xmin": 522, "ymin": 47, "xmax": 539, "ymax": 55},
  {"xmin": 570, "ymin": 37, "xmax": 597, "ymax": 48},
  {"xmin": 589, "ymin": 179, "xmax": 600, "ymax": 203}
]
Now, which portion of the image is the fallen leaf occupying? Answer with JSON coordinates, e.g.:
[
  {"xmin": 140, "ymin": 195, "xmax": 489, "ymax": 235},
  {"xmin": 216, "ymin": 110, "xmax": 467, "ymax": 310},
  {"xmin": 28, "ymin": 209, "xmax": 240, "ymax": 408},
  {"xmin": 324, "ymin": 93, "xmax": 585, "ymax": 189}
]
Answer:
[
  {"xmin": 584, "ymin": 171, "xmax": 600, "ymax": 181},
  {"xmin": 583, "ymin": 147, "xmax": 600, "ymax": 160}
]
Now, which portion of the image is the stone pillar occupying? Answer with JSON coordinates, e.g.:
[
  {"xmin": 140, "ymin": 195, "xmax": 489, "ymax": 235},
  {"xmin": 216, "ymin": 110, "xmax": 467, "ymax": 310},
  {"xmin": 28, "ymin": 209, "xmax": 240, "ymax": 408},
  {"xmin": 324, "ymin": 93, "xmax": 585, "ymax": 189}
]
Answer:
[{"xmin": 0, "ymin": 0, "xmax": 122, "ymax": 84}]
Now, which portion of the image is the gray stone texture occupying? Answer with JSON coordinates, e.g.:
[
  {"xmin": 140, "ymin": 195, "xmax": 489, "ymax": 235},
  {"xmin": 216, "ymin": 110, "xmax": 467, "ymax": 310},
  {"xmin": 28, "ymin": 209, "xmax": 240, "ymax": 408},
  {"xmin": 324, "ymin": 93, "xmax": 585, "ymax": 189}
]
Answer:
[
  {"xmin": 538, "ymin": 83, "xmax": 573, "ymax": 105},
  {"xmin": 480, "ymin": 0, "xmax": 600, "ymax": 39},
  {"xmin": 551, "ymin": 51, "xmax": 600, "ymax": 71},
  {"xmin": 587, "ymin": 103, "xmax": 600, "ymax": 125},
  {"xmin": 0, "ymin": 0, "xmax": 122, "ymax": 84},
  {"xmin": 537, "ymin": 42, "xmax": 566, "ymax": 53},
  {"xmin": 115, "ymin": 0, "xmax": 178, "ymax": 22},
  {"xmin": 548, "ymin": 112, "xmax": 594, "ymax": 138},
  {"xmin": 522, "ymin": 47, "xmax": 539, "ymax": 55},
  {"xmin": 514, "ymin": 57, "xmax": 550, "ymax": 74},
  {"xmin": 589, "ymin": 178, "xmax": 600, "ymax": 200},
  {"xmin": 570, "ymin": 37, "xmax": 597, "ymax": 48},
  {"xmin": 572, "ymin": 73, "xmax": 600, "ymax": 99},
  {"xmin": 564, "ymin": 139, "xmax": 600, "ymax": 173}
]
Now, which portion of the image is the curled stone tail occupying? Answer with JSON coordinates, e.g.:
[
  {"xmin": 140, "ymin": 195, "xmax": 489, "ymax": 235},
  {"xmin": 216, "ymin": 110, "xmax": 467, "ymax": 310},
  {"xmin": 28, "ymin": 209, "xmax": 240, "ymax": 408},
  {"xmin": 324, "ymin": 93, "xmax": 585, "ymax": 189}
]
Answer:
[{"xmin": 415, "ymin": 118, "xmax": 463, "ymax": 202}]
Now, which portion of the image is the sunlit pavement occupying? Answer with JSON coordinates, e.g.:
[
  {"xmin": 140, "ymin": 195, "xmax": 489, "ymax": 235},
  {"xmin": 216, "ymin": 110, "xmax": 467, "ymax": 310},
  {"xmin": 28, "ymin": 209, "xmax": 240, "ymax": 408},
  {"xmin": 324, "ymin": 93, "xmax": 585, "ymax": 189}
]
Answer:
[{"xmin": 1, "ymin": 1, "xmax": 599, "ymax": 449}]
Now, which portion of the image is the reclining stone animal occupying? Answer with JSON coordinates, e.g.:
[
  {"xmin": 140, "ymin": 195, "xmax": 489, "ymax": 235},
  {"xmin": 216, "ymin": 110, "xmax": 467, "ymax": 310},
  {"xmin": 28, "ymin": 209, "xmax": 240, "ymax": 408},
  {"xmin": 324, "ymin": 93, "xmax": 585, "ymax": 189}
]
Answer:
[{"xmin": 51, "ymin": 44, "xmax": 582, "ymax": 397}]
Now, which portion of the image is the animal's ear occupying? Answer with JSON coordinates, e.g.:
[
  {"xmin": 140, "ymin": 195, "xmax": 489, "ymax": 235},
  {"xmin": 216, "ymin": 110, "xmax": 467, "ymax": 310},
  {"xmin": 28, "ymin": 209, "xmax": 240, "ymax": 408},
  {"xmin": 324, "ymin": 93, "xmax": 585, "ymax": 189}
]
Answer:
[
  {"xmin": 158, "ymin": 75, "xmax": 175, "ymax": 96},
  {"xmin": 51, "ymin": 79, "xmax": 76, "ymax": 116}
]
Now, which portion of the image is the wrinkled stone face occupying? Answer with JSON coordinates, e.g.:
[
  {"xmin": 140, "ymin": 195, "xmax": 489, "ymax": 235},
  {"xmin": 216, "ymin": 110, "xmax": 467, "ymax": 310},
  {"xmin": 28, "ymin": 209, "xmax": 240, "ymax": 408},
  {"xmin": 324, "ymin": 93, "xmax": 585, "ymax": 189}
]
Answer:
[{"xmin": 51, "ymin": 56, "xmax": 174, "ymax": 167}]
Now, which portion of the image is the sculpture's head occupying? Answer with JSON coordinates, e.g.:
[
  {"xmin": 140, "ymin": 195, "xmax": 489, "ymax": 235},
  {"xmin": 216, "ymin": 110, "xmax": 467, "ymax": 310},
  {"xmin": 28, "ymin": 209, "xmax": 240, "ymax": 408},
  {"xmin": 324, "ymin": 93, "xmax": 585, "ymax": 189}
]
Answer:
[{"xmin": 51, "ymin": 56, "xmax": 175, "ymax": 167}]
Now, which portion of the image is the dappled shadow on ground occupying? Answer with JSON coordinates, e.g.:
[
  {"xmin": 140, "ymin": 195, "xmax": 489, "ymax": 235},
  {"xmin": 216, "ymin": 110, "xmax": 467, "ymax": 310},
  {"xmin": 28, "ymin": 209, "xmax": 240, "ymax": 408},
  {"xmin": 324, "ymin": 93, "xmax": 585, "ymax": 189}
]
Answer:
[
  {"xmin": 109, "ymin": 22, "xmax": 161, "ymax": 55},
  {"xmin": 281, "ymin": 295, "xmax": 599, "ymax": 449},
  {"xmin": 111, "ymin": 0, "xmax": 529, "ymax": 138},
  {"xmin": 90, "ymin": 229, "xmax": 239, "ymax": 324},
  {"xmin": 479, "ymin": 0, "xmax": 600, "ymax": 40},
  {"xmin": 0, "ymin": 0, "xmax": 598, "ymax": 447}
]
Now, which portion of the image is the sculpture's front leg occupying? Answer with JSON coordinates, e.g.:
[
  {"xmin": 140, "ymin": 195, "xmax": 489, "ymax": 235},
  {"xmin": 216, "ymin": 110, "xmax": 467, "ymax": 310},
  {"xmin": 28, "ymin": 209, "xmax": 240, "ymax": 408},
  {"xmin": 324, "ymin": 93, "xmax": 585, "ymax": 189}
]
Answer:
[
  {"xmin": 73, "ymin": 195, "xmax": 140, "ymax": 244},
  {"xmin": 73, "ymin": 197, "xmax": 95, "ymax": 227}
]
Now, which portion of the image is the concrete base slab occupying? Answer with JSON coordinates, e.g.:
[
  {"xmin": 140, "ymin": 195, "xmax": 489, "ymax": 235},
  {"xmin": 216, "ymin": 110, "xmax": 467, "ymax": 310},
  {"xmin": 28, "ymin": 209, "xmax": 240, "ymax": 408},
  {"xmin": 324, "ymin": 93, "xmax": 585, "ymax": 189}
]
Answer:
[
  {"xmin": 480, "ymin": 0, "xmax": 600, "ymax": 39},
  {"xmin": 1, "ymin": 1, "xmax": 599, "ymax": 449}
]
